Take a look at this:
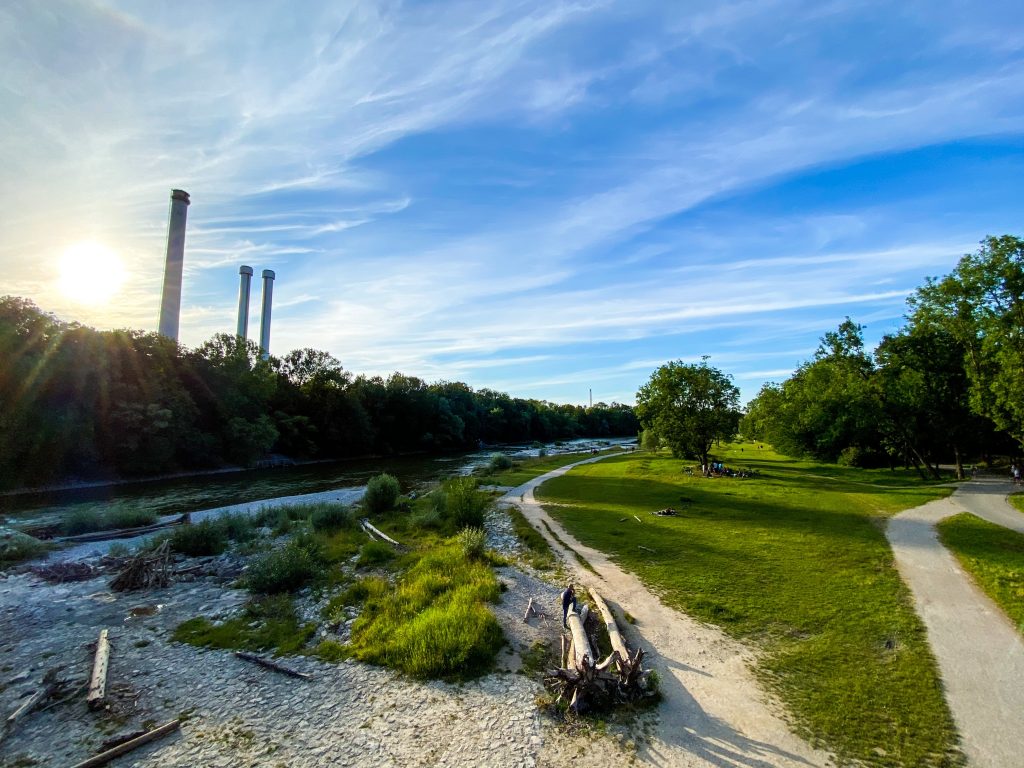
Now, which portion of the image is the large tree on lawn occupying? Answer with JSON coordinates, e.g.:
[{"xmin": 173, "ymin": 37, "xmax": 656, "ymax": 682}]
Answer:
[{"xmin": 636, "ymin": 361, "xmax": 740, "ymax": 468}]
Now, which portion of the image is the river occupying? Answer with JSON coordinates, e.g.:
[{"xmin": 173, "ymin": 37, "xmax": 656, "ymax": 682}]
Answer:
[{"xmin": 1, "ymin": 437, "xmax": 634, "ymax": 530}]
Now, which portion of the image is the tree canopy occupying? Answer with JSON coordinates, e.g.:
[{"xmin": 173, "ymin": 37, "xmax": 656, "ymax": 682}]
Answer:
[
  {"xmin": 740, "ymin": 236, "xmax": 1023, "ymax": 477},
  {"xmin": 635, "ymin": 360, "xmax": 740, "ymax": 468},
  {"xmin": 0, "ymin": 296, "xmax": 638, "ymax": 490}
]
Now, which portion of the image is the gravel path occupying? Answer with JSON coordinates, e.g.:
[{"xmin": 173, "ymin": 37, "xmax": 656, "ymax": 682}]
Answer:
[
  {"xmin": 501, "ymin": 456, "xmax": 834, "ymax": 768},
  {"xmin": 886, "ymin": 476, "xmax": 1024, "ymax": 768}
]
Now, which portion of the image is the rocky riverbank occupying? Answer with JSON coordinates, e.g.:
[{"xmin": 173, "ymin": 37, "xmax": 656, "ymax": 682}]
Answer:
[{"xmin": 0, "ymin": 505, "xmax": 646, "ymax": 768}]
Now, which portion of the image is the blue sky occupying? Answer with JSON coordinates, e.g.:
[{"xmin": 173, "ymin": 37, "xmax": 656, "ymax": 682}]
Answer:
[{"xmin": 2, "ymin": 1, "xmax": 1023, "ymax": 406}]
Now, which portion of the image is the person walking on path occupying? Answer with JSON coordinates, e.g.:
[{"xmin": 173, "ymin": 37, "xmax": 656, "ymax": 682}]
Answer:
[{"xmin": 560, "ymin": 583, "xmax": 577, "ymax": 628}]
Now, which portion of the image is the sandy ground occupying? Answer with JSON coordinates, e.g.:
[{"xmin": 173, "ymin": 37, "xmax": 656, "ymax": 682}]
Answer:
[
  {"xmin": 886, "ymin": 476, "xmax": 1024, "ymax": 768},
  {"xmin": 501, "ymin": 457, "xmax": 834, "ymax": 768}
]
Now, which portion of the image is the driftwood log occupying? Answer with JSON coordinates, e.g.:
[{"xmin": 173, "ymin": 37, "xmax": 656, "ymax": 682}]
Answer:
[
  {"xmin": 545, "ymin": 587, "xmax": 653, "ymax": 714},
  {"xmin": 110, "ymin": 540, "xmax": 171, "ymax": 592},
  {"xmin": 234, "ymin": 651, "xmax": 313, "ymax": 680},
  {"xmin": 1, "ymin": 667, "xmax": 66, "ymax": 744},
  {"xmin": 70, "ymin": 719, "xmax": 181, "ymax": 768},
  {"xmin": 57, "ymin": 514, "xmax": 189, "ymax": 544},
  {"xmin": 87, "ymin": 629, "xmax": 111, "ymax": 710},
  {"xmin": 359, "ymin": 519, "xmax": 401, "ymax": 547}
]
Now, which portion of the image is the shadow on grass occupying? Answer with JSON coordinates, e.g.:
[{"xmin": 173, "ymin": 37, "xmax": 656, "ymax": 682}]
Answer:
[{"xmin": 600, "ymin": 592, "xmax": 818, "ymax": 768}]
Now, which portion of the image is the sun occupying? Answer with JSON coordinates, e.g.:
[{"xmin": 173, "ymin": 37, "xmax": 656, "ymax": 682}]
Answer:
[{"xmin": 57, "ymin": 242, "xmax": 126, "ymax": 304}]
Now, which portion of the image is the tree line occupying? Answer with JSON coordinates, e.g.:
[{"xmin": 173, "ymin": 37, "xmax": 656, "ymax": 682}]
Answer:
[
  {"xmin": 0, "ymin": 297, "xmax": 637, "ymax": 490},
  {"xmin": 636, "ymin": 236, "xmax": 1024, "ymax": 479}
]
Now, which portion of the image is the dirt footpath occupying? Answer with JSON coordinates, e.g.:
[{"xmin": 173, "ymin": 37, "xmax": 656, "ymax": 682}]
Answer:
[
  {"xmin": 887, "ymin": 477, "xmax": 1024, "ymax": 768},
  {"xmin": 502, "ymin": 457, "xmax": 834, "ymax": 768}
]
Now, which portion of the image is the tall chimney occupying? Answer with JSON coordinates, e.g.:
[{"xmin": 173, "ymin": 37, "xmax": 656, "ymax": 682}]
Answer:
[
  {"xmin": 236, "ymin": 265, "xmax": 254, "ymax": 340},
  {"xmin": 259, "ymin": 269, "xmax": 275, "ymax": 359},
  {"xmin": 158, "ymin": 189, "xmax": 190, "ymax": 340}
]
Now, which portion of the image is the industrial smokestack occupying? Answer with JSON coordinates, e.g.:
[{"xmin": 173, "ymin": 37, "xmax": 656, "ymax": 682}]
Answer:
[
  {"xmin": 158, "ymin": 189, "xmax": 190, "ymax": 340},
  {"xmin": 259, "ymin": 269, "xmax": 275, "ymax": 359},
  {"xmin": 236, "ymin": 265, "xmax": 254, "ymax": 340}
]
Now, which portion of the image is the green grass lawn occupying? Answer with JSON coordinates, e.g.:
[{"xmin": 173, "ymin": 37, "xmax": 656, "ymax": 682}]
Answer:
[
  {"xmin": 1010, "ymin": 494, "xmax": 1024, "ymax": 516},
  {"xmin": 937, "ymin": 512, "xmax": 1024, "ymax": 634},
  {"xmin": 537, "ymin": 442, "xmax": 960, "ymax": 768},
  {"xmin": 482, "ymin": 448, "xmax": 623, "ymax": 487}
]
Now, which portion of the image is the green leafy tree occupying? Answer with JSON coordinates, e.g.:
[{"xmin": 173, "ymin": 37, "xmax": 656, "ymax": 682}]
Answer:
[
  {"xmin": 910, "ymin": 235, "xmax": 1024, "ymax": 445},
  {"xmin": 635, "ymin": 361, "xmax": 740, "ymax": 468},
  {"xmin": 764, "ymin": 319, "xmax": 882, "ymax": 463}
]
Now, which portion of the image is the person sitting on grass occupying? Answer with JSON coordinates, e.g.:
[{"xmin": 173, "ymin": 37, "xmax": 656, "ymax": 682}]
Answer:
[{"xmin": 561, "ymin": 583, "xmax": 577, "ymax": 628}]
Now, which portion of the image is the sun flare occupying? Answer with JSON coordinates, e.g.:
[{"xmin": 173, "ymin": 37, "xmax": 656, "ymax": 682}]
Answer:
[{"xmin": 57, "ymin": 242, "xmax": 126, "ymax": 304}]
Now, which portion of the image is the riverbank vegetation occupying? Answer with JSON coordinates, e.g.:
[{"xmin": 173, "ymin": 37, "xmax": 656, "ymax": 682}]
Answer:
[
  {"xmin": 0, "ymin": 295, "xmax": 637, "ymax": 490},
  {"xmin": 938, "ymin": 512, "xmax": 1024, "ymax": 634},
  {"xmin": 172, "ymin": 474, "xmax": 506, "ymax": 679},
  {"xmin": 538, "ymin": 446, "xmax": 960, "ymax": 767}
]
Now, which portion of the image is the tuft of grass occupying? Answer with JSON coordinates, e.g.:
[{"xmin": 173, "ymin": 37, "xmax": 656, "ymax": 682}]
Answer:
[
  {"xmin": 310, "ymin": 502, "xmax": 354, "ymax": 532},
  {"xmin": 339, "ymin": 541, "xmax": 503, "ymax": 679},
  {"xmin": 357, "ymin": 540, "xmax": 396, "ymax": 568},
  {"xmin": 364, "ymin": 474, "xmax": 401, "ymax": 514},
  {"xmin": 61, "ymin": 505, "xmax": 157, "ymax": 535},
  {"xmin": 456, "ymin": 527, "xmax": 487, "ymax": 561},
  {"xmin": 173, "ymin": 595, "xmax": 315, "ymax": 656},
  {"xmin": 537, "ymin": 442, "xmax": 960, "ymax": 767},
  {"xmin": 505, "ymin": 505, "xmax": 555, "ymax": 570},
  {"xmin": 246, "ymin": 538, "xmax": 324, "ymax": 593},
  {"xmin": 938, "ymin": 511, "xmax": 1024, "ymax": 634},
  {"xmin": 0, "ymin": 529, "xmax": 48, "ymax": 567},
  {"xmin": 170, "ymin": 519, "xmax": 228, "ymax": 557}
]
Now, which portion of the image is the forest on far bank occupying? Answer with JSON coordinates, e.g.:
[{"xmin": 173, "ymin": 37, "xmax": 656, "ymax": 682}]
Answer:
[{"xmin": 0, "ymin": 296, "xmax": 637, "ymax": 490}]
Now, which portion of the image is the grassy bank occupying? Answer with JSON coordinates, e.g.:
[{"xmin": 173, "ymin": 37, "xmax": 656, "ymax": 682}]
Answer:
[
  {"xmin": 937, "ymin": 512, "xmax": 1024, "ymax": 634},
  {"xmin": 537, "ymin": 443, "xmax": 959, "ymax": 767},
  {"xmin": 173, "ymin": 478, "xmax": 507, "ymax": 680},
  {"xmin": 482, "ymin": 448, "xmax": 622, "ymax": 487}
]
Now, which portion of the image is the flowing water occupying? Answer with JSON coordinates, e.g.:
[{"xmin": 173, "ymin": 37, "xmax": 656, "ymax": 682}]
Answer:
[{"xmin": 1, "ymin": 437, "xmax": 633, "ymax": 529}]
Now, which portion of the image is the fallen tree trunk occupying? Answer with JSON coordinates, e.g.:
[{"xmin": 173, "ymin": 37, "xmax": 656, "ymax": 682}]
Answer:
[
  {"xmin": 545, "ymin": 586, "xmax": 653, "ymax": 714},
  {"xmin": 565, "ymin": 606, "xmax": 593, "ymax": 667},
  {"xmin": 56, "ymin": 514, "xmax": 189, "ymax": 544},
  {"xmin": 588, "ymin": 587, "xmax": 629, "ymax": 662},
  {"xmin": 359, "ymin": 519, "xmax": 400, "ymax": 547}
]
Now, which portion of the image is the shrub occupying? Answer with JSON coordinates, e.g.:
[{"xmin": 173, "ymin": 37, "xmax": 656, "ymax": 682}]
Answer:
[
  {"xmin": 247, "ymin": 539, "xmax": 323, "ymax": 593},
  {"xmin": 310, "ymin": 503, "xmax": 354, "ymax": 532},
  {"xmin": 62, "ymin": 508, "xmax": 104, "ymax": 536},
  {"xmin": 456, "ymin": 527, "xmax": 487, "ymax": 561},
  {"xmin": 219, "ymin": 512, "xmax": 258, "ymax": 542},
  {"xmin": 442, "ymin": 477, "xmax": 488, "ymax": 530},
  {"xmin": 0, "ymin": 529, "xmax": 47, "ymax": 566},
  {"xmin": 837, "ymin": 446, "xmax": 863, "ymax": 467},
  {"xmin": 488, "ymin": 453, "xmax": 514, "ymax": 472},
  {"xmin": 364, "ymin": 474, "xmax": 401, "ymax": 514},
  {"xmin": 170, "ymin": 520, "xmax": 228, "ymax": 557},
  {"xmin": 358, "ymin": 540, "xmax": 396, "ymax": 568},
  {"xmin": 105, "ymin": 506, "xmax": 158, "ymax": 530},
  {"xmin": 538, "ymin": 447, "xmax": 548, "ymax": 458}
]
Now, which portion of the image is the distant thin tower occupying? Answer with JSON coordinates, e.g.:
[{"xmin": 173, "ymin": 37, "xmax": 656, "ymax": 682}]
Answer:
[
  {"xmin": 237, "ymin": 265, "xmax": 253, "ymax": 339},
  {"xmin": 259, "ymin": 269, "xmax": 275, "ymax": 359},
  {"xmin": 158, "ymin": 189, "xmax": 190, "ymax": 340}
]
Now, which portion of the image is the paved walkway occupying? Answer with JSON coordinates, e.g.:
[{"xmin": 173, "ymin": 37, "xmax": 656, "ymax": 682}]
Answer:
[{"xmin": 886, "ymin": 477, "xmax": 1024, "ymax": 768}]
